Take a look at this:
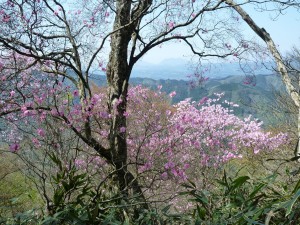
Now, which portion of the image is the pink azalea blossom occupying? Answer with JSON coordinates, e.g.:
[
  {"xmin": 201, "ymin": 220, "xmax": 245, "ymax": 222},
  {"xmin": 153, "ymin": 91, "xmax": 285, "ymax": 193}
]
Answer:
[
  {"xmin": 168, "ymin": 21, "xmax": 175, "ymax": 29},
  {"xmin": 37, "ymin": 128, "xmax": 45, "ymax": 137},
  {"xmin": 199, "ymin": 96, "xmax": 208, "ymax": 105},
  {"xmin": 73, "ymin": 90, "xmax": 79, "ymax": 97},
  {"xmin": 9, "ymin": 143, "xmax": 20, "ymax": 152},
  {"xmin": 169, "ymin": 91, "xmax": 176, "ymax": 98},
  {"xmin": 32, "ymin": 138, "xmax": 40, "ymax": 147}
]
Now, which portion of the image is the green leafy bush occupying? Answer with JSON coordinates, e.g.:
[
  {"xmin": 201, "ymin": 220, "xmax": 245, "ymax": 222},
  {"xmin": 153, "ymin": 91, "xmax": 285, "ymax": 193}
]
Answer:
[{"xmin": 183, "ymin": 170, "xmax": 300, "ymax": 224}]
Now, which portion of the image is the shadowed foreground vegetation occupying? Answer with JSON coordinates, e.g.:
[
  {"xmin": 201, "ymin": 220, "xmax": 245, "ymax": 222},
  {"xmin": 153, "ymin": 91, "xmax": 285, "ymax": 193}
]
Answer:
[{"xmin": 1, "ymin": 138, "xmax": 300, "ymax": 224}]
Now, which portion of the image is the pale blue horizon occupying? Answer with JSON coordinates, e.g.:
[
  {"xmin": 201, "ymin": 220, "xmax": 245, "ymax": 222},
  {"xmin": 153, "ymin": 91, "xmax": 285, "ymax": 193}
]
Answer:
[{"xmin": 142, "ymin": 7, "xmax": 300, "ymax": 64}]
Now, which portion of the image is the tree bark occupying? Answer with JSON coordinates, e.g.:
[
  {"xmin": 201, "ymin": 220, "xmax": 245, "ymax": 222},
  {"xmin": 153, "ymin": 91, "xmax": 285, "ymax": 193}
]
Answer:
[
  {"xmin": 106, "ymin": 0, "xmax": 132, "ymax": 195},
  {"xmin": 106, "ymin": 0, "xmax": 131, "ymax": 195},
  {"xmin": 106, "ymin": 1, "xmax": 148, "ymax": 203}
]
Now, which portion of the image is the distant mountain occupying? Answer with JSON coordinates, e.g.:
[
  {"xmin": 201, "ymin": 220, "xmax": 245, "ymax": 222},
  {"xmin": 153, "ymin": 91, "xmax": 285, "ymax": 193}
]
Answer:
[
  {"xmin": 88, "ymin": 72, "xmax": 286, "ymax": 124},
  {"xmin": 85, "ymin": 63, "xmax": 285, "ymax": 125},
  {"xmin": 91, "ymin": 59, "xmax": 273, "ymax": 80},
  {"xmin": 131, "ymin": 59, "xmax": 272, "ymax": 80}
]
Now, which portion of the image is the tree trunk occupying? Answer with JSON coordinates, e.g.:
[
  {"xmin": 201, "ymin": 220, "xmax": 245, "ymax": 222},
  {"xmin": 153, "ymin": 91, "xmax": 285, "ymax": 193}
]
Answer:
[
  {"xmin": 106, "ymin": 0, "xmax": 147, "ymax": 204},
  {"xmin": 297, "ymin": 78, "xmax": 300, "ymax": 159},
  {"xmin": 106, "ymin": 0, "xmax": 131, "ymax": 194}
]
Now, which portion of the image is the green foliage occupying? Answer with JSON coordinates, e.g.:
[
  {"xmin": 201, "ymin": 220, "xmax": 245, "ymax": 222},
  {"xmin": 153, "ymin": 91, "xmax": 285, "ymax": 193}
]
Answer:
[
  {"xmin": 183, "ymin": 170, "xmax": 300, "ymax": 224},
  {"xmin": 48, "ymin": 153, "xmax": 91, "ymax": 211},
  {"xmin": 0, "ymin": 153, "xmax": 42, "ymax": 221},
  {"xmin": 3, "ymin": 147, "xmax": 300, "ymax": 225},
  {"xmin": 4, "ymin": 161, "xmax": 300, "ymax": 225},
  {"xmin": 41, "ymin": 152, "xmax": 106, "ymax": 224},
  {"xmin": 0, "ymin": 152, "xmax": 189, "ymax": 225}
]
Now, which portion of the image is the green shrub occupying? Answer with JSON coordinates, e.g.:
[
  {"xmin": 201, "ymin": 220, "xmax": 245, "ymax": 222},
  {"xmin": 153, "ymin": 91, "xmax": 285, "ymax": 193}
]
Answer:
[{"xmin": 183, "ymin": 170, "xmax": 300, "ymax": 224}]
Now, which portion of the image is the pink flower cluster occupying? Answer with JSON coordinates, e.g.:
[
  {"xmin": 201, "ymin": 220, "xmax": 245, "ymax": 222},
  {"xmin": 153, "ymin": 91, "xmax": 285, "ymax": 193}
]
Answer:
[
  {"xmin": 1, "ymin": 59, "xmax": 288, "ymax": 182},
  {"xmin": 126, "ymin": 86, "xmax": 287, "ymax": 181}
]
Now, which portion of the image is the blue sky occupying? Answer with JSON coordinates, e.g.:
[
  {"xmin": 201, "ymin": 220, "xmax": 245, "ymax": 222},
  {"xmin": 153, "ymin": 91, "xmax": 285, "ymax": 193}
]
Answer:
[
  {"xmin": 142, "ymin": 6, "xmax": 300, "ymax": 64},
  {"xmin": 246, "ymin": 6, "xmax": 300, "ymax": 51}
]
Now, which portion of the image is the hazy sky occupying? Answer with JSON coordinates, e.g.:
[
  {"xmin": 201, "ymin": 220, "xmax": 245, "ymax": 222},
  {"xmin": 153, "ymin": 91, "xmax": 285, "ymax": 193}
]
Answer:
[{"xmin": 142, "ymin": 7, "xmax": 300, "ymax": 64}]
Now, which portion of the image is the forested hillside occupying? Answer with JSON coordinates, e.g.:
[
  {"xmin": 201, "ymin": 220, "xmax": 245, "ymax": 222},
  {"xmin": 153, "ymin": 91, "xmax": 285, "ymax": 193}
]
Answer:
[{"xmin": 90, "ymin": 73, "xmax": 288, "ymax": 125}]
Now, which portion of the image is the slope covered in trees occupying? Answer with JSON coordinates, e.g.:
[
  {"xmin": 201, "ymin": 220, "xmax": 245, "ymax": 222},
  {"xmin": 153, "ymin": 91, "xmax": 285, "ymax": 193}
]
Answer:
[{"xmin": 88, "ymin": 73, "xmax": 287, "ymax": 124}]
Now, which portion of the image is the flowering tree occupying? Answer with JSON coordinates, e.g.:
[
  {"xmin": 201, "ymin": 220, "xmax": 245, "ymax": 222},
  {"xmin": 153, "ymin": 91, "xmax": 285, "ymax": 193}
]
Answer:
[
  {"xmin": 126, "ymin": 87, "xmax": 286, "ymax": 176},
  {"xmin": 91, "ymin": 85, "xmax": 288, "ymax": 212},
  {"xmin": 1, "ymin": 52, "xmax": 286, "ymax": 211},
  {"xmin": 0, "ymin": 0, "xmax": 295, "ymax": 210}
]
